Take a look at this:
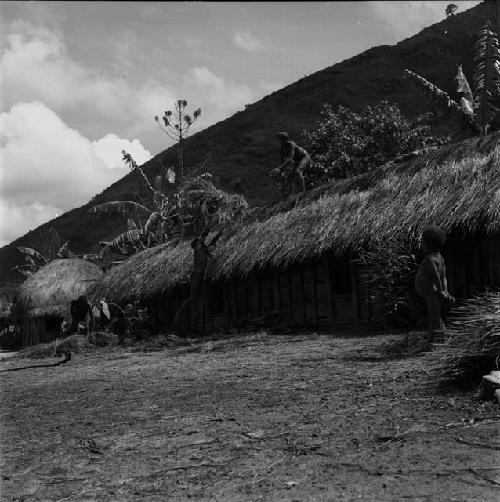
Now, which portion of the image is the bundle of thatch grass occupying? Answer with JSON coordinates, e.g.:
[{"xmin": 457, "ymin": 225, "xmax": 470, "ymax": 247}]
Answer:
[
  {"xmin": 379, "ymin": 331, "xmax": 432, "ymax": 356},
  {"xmin": 20, "ymin": 332, "xmax": 116, "ymax": 359},
  {"xmin": 425, "ymin": 292, "xmax": 500, "ymax": 385}
]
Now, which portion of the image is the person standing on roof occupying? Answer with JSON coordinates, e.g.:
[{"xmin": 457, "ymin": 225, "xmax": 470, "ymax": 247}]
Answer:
[{"xmin": 270, "ymin": 132, "xmax": 311, "ymax": 195}]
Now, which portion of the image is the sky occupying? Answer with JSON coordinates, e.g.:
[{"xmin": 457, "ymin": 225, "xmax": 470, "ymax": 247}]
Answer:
[{"xmin": 0, "ymin": 1, "xmax": 481, "ymax": 247}]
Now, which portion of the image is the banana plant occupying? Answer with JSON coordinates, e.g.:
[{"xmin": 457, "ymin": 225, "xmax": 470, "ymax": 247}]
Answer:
[
  {"xmin": 90, "ymin": 151, "xmax": 248, "ymax": 258},
  {"xmin": 405, "ymin": 21, "xmax": 500, "ymax": 136},
  {"xmin": 90, "ymin": 151, "xmax": 179, "ymax": 258}
]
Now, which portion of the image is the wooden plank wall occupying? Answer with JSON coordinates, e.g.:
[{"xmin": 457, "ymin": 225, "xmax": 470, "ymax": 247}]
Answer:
[
  {"xmin": 149, "ymin": 252, "xmax": 361, "ymax": 332},
  {"xmin": 445, "ymin": 233, "xmax": 500, "ymax": 299},
  {"xmin": 153, "ymin": 232, "xmax": 500, "ymax": 332},
  {"xmin": 22, "ymin": 316, "xmax": 63, "ymax": 347}
]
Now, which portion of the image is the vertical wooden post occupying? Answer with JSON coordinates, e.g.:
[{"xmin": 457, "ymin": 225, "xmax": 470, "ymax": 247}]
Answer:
[
  {"xmin": 473, "ymin": 238, "xmax": 482, "ymax": 292},
  {"xmin": 272, "ymin": 273, "xmax": 280, "ymax": 320},
  {"xmin": 311, "ymin": 261, "xmax": 319, "ymax": 326},
  {"xmin": 287, "ymin": 268, "xmax": 294, "ymax": 324},
  {"xmin": 249, "ymin": 276, "xmax": 257, "ymax": 320},
  {"xmin": 323, "ymin": 255, "xmax": 335, "ymax": 325},
  {"xmin": 222, "ymin": 283, "xmax": 231, "ymax": 327},
  {"xmin": 297, "ymin": 267, "xmax": 306, "ymax": 325},
  {"xmin": 489, "ymin": 237, "xmax": 500, "ymax": 287},
  {"xmin": 245, "ymin": 274, "xmax": 250, "ymax": 319},
  {"xmin": 154, "ymin": 294, "xmax": 160, "ymax": 334},
  {"xmin": 232, "ymin": 280, "xmax": 239, "ymax": 325},
  {"xmin": 350, "ymin": 258, "xmax": 359, "ymax": 322},
  {"xmin": 479, "ymin": 236, "xmax": 489, "ymax": 289},
  {"xmin": 256, "ymin": 273, "xmax": 261, "ymax": 316}
]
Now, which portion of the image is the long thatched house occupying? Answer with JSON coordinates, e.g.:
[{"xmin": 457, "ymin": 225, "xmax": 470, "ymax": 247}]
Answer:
[
  {"xmin": 17, "ymin": 259, "xmax": 103, "ymax": 346},
  {"xmin": 90, "ymin": 133, "xmax": 500, "ymax": 331}
]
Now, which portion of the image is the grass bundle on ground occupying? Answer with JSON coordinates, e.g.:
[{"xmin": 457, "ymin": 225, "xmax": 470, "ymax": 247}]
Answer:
[
  {"xmin": 379, "ymin": 331, "xmax": 432, "ymax": 356},
  {"xmin": 425, "ymin": 292, "xmax": 500, "ymax": 386},
  {"xmin": 20, "ymin": 332, "xmax": 116, "ymax": 359}
]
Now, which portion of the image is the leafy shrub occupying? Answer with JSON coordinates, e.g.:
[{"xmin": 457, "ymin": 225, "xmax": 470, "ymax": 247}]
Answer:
[
  {"xmin": 302, "ymin": 101, "xmax": 448, "ymax": 186},
  {"xmin": 356, "ymin": 235, "xmax": 419, "ymax": 328}
]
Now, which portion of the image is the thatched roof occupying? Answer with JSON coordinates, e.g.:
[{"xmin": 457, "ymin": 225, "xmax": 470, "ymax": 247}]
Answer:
[
  {"xmin": 90, "ymin": 133, "xmax": 500, "ymax": 304},
  {"xmin": 18, "ymin": 259, "xmax": 103, "ymax": 318}
]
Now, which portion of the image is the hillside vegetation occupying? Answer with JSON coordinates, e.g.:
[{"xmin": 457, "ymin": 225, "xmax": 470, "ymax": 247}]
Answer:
[{"xmin": 0, "ymin": 2, "xmax": 492, "ymax": 287}]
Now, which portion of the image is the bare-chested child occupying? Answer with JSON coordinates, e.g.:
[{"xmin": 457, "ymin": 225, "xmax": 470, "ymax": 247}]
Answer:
[
  {"xmin": 174, "ymin": 228, "xmax": 223, "ymax": 334},
  {"xmin": 414, "ymin": 226, "xmax": 455, "ymax": 339}
]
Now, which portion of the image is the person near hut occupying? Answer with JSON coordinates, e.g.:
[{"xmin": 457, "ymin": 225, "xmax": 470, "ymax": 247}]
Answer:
[
  {"xmin": 60, "ymin": 319, "xmax": 71, "ymax": 338},
  {"xmin": 414, "ymin": 226, "xmax": 455, "ymax": 341},
  {"xmin": 270, "ymin": 132, "xmax": 311, "ymax": 195},
  {"xmin": 70, "ymin": 295, "xmax": 93, "ymax": 334},
  {"xmin": 95, "ymin": 299, "xmax": 111, "ymax": 331},
  {"xmin": 174, "ymin": 228, "xmax": 223, "ymax": 334}
]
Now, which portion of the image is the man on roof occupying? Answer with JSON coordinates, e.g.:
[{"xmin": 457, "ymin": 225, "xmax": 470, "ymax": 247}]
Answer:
[{"xmin": 270, "ymin": 132, "xmax": 311, "ymax": 195}]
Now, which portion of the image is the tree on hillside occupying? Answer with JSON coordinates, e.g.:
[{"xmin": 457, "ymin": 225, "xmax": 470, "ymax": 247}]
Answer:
[
  {"xmin": 13, "ymin": 227, "xmax": 74, "ymax": 278},
  {"xmin": 90, "ymin": 151, "xmax": 248, "ymax": 258},
  {"xmin": 405, "ymin": 21, "xmax": 500, "ymax": 137},
  {"xmin": 155, "ymin": 100, "xmax": 201, "ymax": 185},
  {"xmin": 302, "ymin": 101, "xmax": 447, "ymax": 185}
]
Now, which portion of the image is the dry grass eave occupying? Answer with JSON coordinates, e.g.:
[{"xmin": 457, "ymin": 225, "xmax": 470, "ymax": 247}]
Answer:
[
  {"xmin": 17, "ymin": 259, "xmax": 103, "ymax": 318},
  {"xmin": 91, "ymin": 132, "xmax": 500, "ymax": 305}
]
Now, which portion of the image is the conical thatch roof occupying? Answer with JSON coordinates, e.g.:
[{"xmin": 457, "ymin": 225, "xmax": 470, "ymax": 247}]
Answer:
[
  {"xmin": 90, "ymin": 132, "xmax": 500, "ymax": 305},
  {"xmin": 18, "ymin": 259, "xmax": 103, "ymax": 318}
]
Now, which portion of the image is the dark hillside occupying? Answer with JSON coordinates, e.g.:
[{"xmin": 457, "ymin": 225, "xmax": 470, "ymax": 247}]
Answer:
[{"xmin": 0, "ymin": 1, "xmax": 492, "ymax": 287}]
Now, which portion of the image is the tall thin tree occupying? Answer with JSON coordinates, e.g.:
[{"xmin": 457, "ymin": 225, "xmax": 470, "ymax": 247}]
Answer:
[{"xmin": 155, "ymin": 100, "xmax": 201, "ymax": 185}]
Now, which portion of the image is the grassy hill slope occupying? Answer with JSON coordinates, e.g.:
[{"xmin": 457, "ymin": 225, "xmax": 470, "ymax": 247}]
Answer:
[{"xmin": 0, "ymin": 2, "xmax": 492, "ymax": 287}]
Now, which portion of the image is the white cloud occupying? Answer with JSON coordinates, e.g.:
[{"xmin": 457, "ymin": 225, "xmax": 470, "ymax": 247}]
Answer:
[
  {"xmin": 184, "ymin": 36, "xmax": 203, "ymax": 53},
  {"xmin": 233, "ymin": 30, "xmax": 267, "ymax": 52},
  {"xmin": 1, "ymin": 22, "xmax": 129, "ymax": 117},
  {"xmin": 1, "ymin": 21, "xmax": 256, "ymax": 152},
  {"xmin": 185, "ymin": 66, "xmax": 254, "ymax": 109},
  {"xmin": 259, "ymin": 80, "xmax": 284, "ymax": 93},
  {"xmin": 0, "ymin": 102, "xmax": 150, "ymax": 246},
  {"xmin": 369, "ymin": 1, "xmax": 481, "ymax": 40},
  {"xmin": 181, "ymin": 66, "xmax": 255, "ymax": 131},
  {"xmin": 92, "ymin": 134, "xmax": 152, "ymax": 170},
  {"xmin": 0, "ymin": 21, "xmax": 179, "ymax": 142}
]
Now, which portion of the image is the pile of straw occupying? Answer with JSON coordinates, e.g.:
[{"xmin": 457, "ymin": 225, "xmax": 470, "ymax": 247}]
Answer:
[
  {"xmin": 20, "ymin": 332, "xmax": 116, "ymax": 359},
  {"xmin": 425, "ymin": 292, "xmax": 500, "ymax": 385},
  {"xmin": 379, "ymin": 331, "xmax": 432, "ymax": 356}
]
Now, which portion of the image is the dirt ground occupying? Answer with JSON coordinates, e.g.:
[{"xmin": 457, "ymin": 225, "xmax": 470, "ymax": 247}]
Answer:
[{"xmin": 1, "ymin": 330, "xmax": 499, "ymax": 502}]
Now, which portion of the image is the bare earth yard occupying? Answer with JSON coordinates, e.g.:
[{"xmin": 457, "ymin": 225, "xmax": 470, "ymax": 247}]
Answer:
[{"xmin": 1, "ymin": 331, "xmax": 499, "ymax": 501}]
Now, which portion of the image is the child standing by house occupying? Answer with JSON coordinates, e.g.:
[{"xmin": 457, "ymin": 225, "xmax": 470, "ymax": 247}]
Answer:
[
  {"xmin": 414, "ymin": 226, "xmax": 455, "ymax": 341},
  {"xmin": 174, "ymin": 228, "xmax": 223, "ymax": 334}
]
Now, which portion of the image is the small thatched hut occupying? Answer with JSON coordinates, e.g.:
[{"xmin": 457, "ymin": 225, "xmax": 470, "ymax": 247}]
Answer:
[
  {"xmin": 18, "ymin": 259, "xmax": 103, "ymax": 346},
  {"xmin": 90, "ymin": 133, "xmax": 500, "ymax": 331}
]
